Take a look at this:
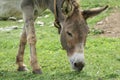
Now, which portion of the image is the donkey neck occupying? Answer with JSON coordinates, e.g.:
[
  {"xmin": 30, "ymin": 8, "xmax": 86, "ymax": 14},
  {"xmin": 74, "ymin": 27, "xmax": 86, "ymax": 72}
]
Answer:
[
  {"xmin": 34, "ymin": 0, "xmax": 65, "ymax": 23},
  {"xmin": 48, "ymin": 0, "xmax": 65, "ymax": 22}
]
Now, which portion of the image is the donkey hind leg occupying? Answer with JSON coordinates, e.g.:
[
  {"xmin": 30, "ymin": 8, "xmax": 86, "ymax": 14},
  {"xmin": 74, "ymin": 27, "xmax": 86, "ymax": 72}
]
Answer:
[
  {"xmin": 16, "ymin": 26, "xmax": 28, "ymax": 71},
  {"xmin": 23, "ymin": 7, "xmax": 42, "ymax": 74}
]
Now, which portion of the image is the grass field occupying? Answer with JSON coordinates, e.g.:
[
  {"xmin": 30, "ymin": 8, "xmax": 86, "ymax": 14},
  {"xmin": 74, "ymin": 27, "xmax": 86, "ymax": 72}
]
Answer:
[{"xmin": 0, "ymin": 0, "xmax": 120, "ymax": 80}]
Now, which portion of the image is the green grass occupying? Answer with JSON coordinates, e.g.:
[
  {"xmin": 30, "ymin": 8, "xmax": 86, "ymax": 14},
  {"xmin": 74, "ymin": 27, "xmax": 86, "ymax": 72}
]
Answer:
[
  {"xmin": 0, "ymin": 0, "xmax": 120, "ymax": 80},
  {"xmin": 81, "ymin": 0, "xmax": 120, "ymax": 9}
]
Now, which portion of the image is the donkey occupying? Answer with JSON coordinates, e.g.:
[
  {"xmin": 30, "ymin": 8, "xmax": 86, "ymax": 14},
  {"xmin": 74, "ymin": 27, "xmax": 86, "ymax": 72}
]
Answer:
[{"xmin": 16, "ymin": 0, "xmax": 108, "ymax": 74}]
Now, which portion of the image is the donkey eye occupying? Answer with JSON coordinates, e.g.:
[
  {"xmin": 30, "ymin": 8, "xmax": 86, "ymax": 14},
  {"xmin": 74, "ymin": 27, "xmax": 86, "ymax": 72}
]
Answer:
[{"xmin": 67, "ymin": 31, "xmax": 72, "ymax": 37}]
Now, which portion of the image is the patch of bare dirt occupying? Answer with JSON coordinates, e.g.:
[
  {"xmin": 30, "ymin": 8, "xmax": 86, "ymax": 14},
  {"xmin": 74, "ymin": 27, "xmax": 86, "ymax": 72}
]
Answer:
[{"xmin": 94, "ymin": 9, "xmax": 120, "ymax": 38}]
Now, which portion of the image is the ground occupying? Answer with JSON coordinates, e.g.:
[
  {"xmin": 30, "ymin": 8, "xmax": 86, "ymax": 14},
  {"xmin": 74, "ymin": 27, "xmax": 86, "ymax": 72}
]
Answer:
[
  {"xmin": 0, "ymin": 2, "xmax": 120, "ymax": 79},
  {"xmin": 94, "ymin": 9, "xmax": 120, "ymax": 38}
]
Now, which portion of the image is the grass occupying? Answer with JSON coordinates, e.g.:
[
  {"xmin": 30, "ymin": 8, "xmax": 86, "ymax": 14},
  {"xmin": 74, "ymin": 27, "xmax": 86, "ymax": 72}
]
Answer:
[{"xmin": 0, "ymin": 0, "xmax": 120, "ymax": 80}]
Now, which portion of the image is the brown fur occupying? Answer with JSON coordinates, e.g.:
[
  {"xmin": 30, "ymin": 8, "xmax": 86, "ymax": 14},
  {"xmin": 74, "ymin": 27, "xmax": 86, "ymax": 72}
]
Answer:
[{"xmin": 16, "ymin": 0, "xmax": 108, "ymax": 74}]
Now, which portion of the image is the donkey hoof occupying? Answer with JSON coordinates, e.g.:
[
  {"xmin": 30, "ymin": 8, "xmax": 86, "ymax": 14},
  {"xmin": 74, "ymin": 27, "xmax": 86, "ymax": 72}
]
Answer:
[
  {"xmin": 17, "ymin": 66, "xmax": 28, "ymax": 71},
  {"xmin": 32, "ymin": 69, "xmax": 42, "ymax": 74}
]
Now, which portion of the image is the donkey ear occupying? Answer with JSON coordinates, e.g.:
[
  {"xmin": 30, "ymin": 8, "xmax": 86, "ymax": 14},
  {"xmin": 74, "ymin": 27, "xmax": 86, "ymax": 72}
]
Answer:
[
  {"xmin": 61, "ymin": 0, "xmax": 74, "ymax": 17},
  {"xmin": 82, "ymin": 5, "xmax": 108, "ymax": 20}
]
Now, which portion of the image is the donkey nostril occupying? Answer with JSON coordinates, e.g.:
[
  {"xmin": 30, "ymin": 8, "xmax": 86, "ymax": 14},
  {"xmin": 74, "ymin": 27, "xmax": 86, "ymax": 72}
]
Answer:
[
  {"xmin": 74, "ymin": 62, "xmax": 85, "ymax": 71},
  {"xmin": 74, "ymin": 63, "xmax": 77, "ymax": 67},
  {"xmin": 74, "ymin": 62, "xmax": 84, "ymax": 67}
]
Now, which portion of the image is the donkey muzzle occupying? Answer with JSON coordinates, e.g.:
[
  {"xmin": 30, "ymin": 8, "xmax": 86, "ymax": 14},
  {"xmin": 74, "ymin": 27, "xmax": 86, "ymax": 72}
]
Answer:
[{"xmin": 69, "ymin": 53, "xmax": 85, "ymax": 71}]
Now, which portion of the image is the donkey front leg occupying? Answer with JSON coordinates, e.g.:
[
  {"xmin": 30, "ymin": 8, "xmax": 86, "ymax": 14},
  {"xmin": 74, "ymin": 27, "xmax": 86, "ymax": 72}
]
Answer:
[
  {"xmin": 25, "ymin": 18, "xmax": 42, "ymax": 74},
  {"xmin": 16, "ymin": 26, "xmax": 28, "ymax": 71},
  {"xmin": 19, "ymin": 1, "xmax": 42, "ymax": 73}
]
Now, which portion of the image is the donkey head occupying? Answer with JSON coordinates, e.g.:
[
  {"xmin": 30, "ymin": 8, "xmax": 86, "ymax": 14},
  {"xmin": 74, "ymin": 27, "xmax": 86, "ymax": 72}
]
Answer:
[{"xmin": 57, "ymin": 0, "xmax": 108, "ymax": 71}]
